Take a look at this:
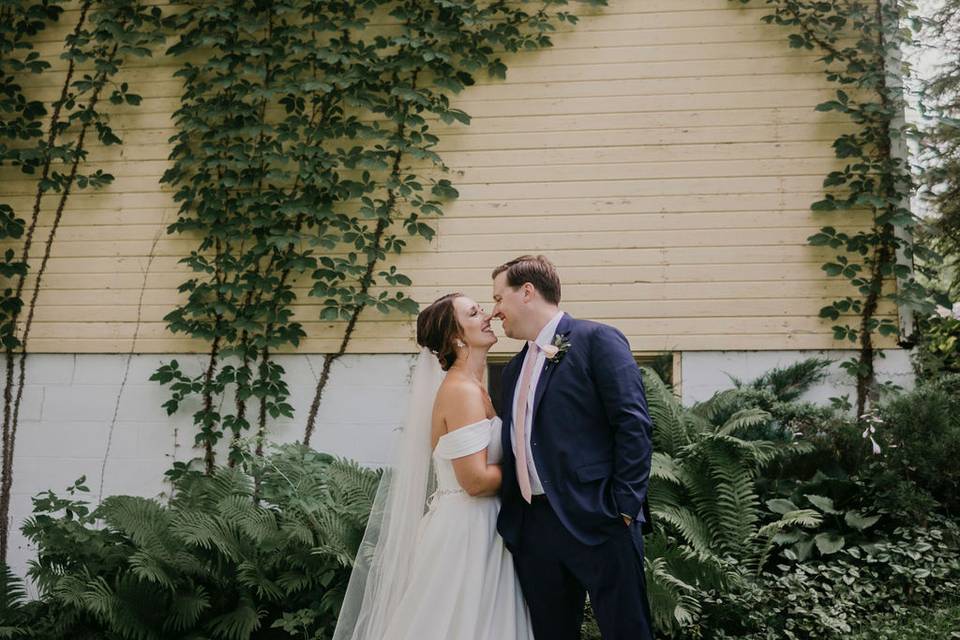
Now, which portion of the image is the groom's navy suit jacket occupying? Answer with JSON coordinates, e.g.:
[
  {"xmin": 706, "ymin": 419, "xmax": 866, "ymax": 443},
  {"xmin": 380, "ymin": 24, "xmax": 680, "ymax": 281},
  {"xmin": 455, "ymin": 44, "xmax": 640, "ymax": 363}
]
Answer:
[{"xmin": 497, "ymin": 314, "xmax": 653, "ymax": 548}]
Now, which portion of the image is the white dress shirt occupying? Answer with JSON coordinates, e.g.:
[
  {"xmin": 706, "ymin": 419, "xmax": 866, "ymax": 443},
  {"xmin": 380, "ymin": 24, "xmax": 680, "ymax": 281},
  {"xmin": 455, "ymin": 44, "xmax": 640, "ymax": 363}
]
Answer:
[{"xmin": 511, "ymin": 310, "xmax": 564, "ymax": 495}]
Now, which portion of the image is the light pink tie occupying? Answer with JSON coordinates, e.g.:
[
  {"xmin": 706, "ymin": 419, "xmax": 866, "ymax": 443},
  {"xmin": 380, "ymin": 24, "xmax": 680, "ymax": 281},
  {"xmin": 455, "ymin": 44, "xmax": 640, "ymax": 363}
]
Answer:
[{"xmin": 514, "ymin": 342, "xmax": 539, "ymax": 503}]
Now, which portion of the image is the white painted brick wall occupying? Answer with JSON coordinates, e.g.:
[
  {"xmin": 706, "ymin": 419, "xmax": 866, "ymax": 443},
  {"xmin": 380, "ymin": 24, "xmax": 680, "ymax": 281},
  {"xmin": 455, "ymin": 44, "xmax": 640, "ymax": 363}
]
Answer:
[
  {"xmin": 7, "ymin": 353, "xmax": 416, "ymax": 579},
  {"xmin": 679, "ymin": 349, "xmax": 915, "ymax": 405}
]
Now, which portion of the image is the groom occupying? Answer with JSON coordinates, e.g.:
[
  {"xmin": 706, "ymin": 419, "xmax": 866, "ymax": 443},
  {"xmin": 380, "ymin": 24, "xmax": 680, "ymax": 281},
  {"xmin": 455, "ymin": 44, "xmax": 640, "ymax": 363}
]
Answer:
[{"xmin": 491, "ymin": 255, "xmax": 655, "ymax": 640}]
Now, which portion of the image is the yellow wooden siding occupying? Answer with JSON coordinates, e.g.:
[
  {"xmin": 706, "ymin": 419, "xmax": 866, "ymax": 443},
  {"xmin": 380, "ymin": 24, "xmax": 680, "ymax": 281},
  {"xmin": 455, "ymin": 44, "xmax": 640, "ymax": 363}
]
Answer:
[{"xmin": 1, "ymin": 0, "xmax": 901, "ymax": 354}]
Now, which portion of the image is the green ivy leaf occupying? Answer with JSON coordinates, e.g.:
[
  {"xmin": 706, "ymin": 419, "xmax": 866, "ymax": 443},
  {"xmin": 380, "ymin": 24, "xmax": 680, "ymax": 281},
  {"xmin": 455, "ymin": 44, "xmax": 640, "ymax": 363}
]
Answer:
[
  {"xmin": 431, "ymin": 180, "xmax": 459, "ymax": 199},
  {"xmin": 815, "ymin": 100, "xmax": 846, "ymax": 112}
]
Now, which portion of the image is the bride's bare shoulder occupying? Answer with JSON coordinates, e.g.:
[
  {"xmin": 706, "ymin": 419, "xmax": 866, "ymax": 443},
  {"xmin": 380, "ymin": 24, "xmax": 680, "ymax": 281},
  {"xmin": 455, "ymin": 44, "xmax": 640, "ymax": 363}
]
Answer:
[
  {"xmin": 436, "ymin": 374, "xmax": 483, "ymax": 404},
  {"xmin": 435, "ymin": 375, "xmax": 486, "ymax": 429}
]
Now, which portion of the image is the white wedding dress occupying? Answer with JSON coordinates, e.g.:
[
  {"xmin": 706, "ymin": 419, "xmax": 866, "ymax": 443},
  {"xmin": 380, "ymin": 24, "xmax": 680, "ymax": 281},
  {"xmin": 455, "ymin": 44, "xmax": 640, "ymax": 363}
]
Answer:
[{"xmin": 380, "ymin": 416, "xmax": 533, "ymax": 640}]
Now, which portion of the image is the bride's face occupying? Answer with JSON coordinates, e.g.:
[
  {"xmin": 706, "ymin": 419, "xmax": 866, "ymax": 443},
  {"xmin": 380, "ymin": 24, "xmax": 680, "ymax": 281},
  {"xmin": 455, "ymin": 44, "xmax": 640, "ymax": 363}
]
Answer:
[{"xmin": 453, "ymin": 296, "xmax": 497, "ymax": 350}]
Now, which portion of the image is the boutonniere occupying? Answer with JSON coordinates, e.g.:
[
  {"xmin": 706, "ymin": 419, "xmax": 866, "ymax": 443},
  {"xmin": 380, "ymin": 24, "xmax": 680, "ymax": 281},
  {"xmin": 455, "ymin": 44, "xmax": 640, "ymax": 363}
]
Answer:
[{"xmin": 540, "ymin": 332, "xmax": 571, "ymax": 364}]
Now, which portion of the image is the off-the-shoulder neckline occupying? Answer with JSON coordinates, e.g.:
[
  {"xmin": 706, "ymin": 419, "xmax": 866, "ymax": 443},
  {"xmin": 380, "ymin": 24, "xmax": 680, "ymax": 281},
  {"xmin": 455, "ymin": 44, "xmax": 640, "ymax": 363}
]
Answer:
[{"xmin": 436, "ymin": 415, "xmax": 501, "ymax": 443}]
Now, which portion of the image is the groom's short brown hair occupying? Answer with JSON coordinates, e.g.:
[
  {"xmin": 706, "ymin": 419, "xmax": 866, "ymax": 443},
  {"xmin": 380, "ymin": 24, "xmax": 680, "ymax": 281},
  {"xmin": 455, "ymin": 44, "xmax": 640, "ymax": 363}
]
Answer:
[{"xmin": 492, "ymin": 255, "xmax": 561, "ymax": 305}]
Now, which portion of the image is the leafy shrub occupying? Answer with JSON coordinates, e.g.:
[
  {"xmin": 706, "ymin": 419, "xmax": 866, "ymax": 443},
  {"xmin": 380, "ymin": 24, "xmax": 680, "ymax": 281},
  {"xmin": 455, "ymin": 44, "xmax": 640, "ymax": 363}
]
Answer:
[
  {"xmin": 769, "ymin": 413, "xmax": 870, "ymax": 482},
  {"xmin": 704, "ymin": 516, "xmax": 960, "ymax": 640},
  {"xmin": 847, "ymin": 600, "xmax": 960, "ymax": 639},
  {"xmin": 9, "ymin": 444, "xmax": 379, "ymax": 640},
  {"xmin": 758, "ymin": 377, "xmax": 958, "ymax": 528},
  {"xmin": 914, "ymin": 312, "xmax": 960, "ymax": 380},
  {"xmin": 876, "ymin": 374, "xmax": 960, "ymax": 513}
]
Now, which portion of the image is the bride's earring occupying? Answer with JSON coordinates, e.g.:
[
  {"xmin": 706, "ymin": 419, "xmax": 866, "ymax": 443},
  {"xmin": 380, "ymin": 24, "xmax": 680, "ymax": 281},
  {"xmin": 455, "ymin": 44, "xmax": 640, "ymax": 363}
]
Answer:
[{"xmin": 455, "ymin": 339, "xmax": 466, "ymax": 349}]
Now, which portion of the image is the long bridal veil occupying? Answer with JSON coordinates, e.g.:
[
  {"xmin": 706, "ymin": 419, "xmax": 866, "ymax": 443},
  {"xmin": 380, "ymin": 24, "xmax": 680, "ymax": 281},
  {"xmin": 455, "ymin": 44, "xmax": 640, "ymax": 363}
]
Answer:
[{"xmin": 333, "ymin": 347, "xmax": 445, "ymax": 640}]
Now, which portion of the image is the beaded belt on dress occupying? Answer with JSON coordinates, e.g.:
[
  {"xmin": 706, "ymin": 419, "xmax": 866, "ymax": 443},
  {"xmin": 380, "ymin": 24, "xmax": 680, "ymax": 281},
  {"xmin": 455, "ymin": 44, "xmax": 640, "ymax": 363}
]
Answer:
[{"xmin": 426, "ymin": 487, "xmax": 466, "ymax": 510}]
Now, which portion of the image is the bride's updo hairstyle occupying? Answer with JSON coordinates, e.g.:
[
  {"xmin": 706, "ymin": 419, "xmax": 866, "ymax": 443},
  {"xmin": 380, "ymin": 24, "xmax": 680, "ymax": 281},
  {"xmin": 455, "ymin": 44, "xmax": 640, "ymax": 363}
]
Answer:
[{"xmin": 416, "ymin": 292, "xmax": 464, "ymax": 371}]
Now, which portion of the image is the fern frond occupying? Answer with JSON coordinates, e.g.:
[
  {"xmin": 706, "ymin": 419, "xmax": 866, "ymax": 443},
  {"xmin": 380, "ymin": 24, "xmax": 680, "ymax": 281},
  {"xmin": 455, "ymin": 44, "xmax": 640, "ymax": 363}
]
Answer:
[
  {"xmin": 77, "ymin": 576, "xmax": 119, "ymax": 628},
  {"xmin": 275, "ymin": 569, "xmax": 317, "ymax": 594},
  {"xmin": 217, "ymin": 494, "xmax": 280, "ymax": 545},
  {"xmin": 323, "ymin": 458, "xmax": 380, "ymax": 522},
  {"xmin": 702, "ymin": 434, "xmax": 781, "ymax": 470},
  {"xmin": 648, "ymin": 475, "xmax": 685, "ymax": 514},
  {"xmin": 207, "ymin": 467, "xmax": 254, "ymax": 503},
  {"xmin": 683, "ymin": 411, "xmax": 714, "ymax": 437},
  {"xmin": 760, "ymin": 509, "xmax": 823, "ymax": 533},
  {"xmin": 320, "ymin": 586, "xmax": 347, "ymax": 617},
  {"xmin": 691, "ymin": 388, "xmax": 746, "ymax": 423},
  {"xmin": 170, "ymin": 511, "xmax": 244, "ymax": 562},
  {"xmin": 235, "ymin": 560, "xmax": 285, "ymax": 601},
  {"xmin": 717, "ymin": 481, "xmax": 760, "ymax": 553},
  {"xmin": 750, "ymin": 509, "xmax": 823, "ymax": 575},
  {"xmin": 128, "ymin": 550, "xmax": 176, "ymax": 590},
  {"xmin": 0, "ymin": 565, "xmax": 26, "ymax": 613},
  {"xmin": 641, "ymin": 367, "xmax": 690, "ymax": 456},
  {"xmin": 50, "ymin": 574, "xmax": 92, "ymax": 610},
  {"xmin": 650, "ymin": 505, "xmax": 716, "ymax": 558},
  {"xmin": 312, "ymin": 508, "xmax": 364, "ymax": 567},
  {"xmin": 675, "ymin": 457, "xmax": 726, "ymax": 546},
  {"xmin": 101, "ymin": 495, "xmax": 171, "ymax": 548},
  {"xmin": 650, "ymin": 452, "xmax": 684, "ymax": 486},
  {"xmin": 204, "ymin": 598, "xmax": 263, "ymax": 640},
  {"xmin": 0, "ymin": 565, "xmax": 29, "ymax": 640},
  {"xmin": 644, "ymin": 555, "xmax": 702, "ymax": 632},
  {"xmin": 280, "ymin": 519, "xmax": 316, "ymax": 546},
  {"xmin": 165, "ymin": 586, "xmax": 210, "ymax": 632},
  {"xmin": 716, "ymin": 407, "xmax": 773, "ymax": 437},
  {"xmin": 109, "ymin": 574, "xmax": 169, "ymax": 640}
]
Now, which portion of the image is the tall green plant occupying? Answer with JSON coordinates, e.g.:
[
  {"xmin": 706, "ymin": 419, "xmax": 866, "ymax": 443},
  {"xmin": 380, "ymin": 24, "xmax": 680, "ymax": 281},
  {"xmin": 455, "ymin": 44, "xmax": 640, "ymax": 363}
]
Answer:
[
  {"xmin": 734, "ymin": 0, "xmax": 938, "ymax": 418},
  {"xmin": 155, "ymin": 0, "xmax": 602, "ymax": 472}
]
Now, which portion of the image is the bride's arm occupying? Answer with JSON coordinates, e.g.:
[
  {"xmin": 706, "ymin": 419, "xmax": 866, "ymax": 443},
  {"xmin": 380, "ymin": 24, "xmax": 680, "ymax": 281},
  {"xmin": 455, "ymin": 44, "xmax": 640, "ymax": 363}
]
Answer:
[{"xmin": 440, "ymin": 382, "xmax": 502, "ymax": 497}]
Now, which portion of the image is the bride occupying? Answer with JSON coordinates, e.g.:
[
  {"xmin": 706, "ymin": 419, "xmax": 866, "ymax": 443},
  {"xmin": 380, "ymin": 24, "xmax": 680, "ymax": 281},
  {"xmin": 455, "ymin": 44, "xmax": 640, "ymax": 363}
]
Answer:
[{"xmin": 333, "ymin": 293, "xmax": 533, "ymax": 640}]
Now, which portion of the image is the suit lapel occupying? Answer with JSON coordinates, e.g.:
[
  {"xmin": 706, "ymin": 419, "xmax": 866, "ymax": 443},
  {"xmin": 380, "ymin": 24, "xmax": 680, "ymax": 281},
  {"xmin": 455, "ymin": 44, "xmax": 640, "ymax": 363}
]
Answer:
[{"xmin": 531, "ymin": 313, "xmax": 574, "ymax": 427}]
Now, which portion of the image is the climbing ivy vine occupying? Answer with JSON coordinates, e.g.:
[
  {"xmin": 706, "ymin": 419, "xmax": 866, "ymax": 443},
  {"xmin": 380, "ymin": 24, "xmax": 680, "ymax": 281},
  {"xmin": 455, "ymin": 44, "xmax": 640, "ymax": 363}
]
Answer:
[
  {"xmin": 734, "ymin": 0, "xmax": 938, "ymax": 417},
  {"xmin": 0, "ymin": 0, "xmax": 65, "ymax": 565},
  {"xmin": 153, "ymin": 0, "xmax": 602, "ymax": 474},
  {"xmin": 0, "ymin": 0, "xmax": 163, "ymax": 561},
  {"xmin": 0, "ymin": 2, "xmax": 62, "ymax": 350}
]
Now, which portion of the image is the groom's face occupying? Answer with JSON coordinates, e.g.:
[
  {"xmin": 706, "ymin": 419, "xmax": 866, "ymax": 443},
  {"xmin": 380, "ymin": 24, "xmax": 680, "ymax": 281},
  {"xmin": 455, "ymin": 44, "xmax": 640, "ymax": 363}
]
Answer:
[{"xmin": 491, "ymin": 272, "xmax": 528, "ymax": 340}]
